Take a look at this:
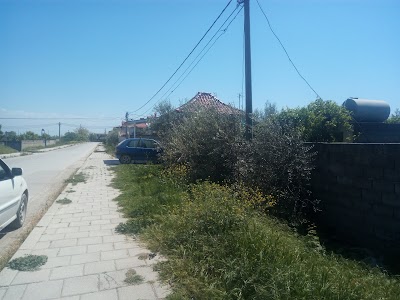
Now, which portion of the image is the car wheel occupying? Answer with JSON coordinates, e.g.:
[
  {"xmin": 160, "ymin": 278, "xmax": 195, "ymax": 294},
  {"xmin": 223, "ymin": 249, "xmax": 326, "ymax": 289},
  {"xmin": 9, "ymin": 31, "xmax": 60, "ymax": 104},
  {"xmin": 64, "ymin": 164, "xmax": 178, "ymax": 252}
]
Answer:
[
  {"xmin": 11, "ymin": 193, "xmax": 28, "ymax": 229},
  {"xmin": 119, "ymin": 155, "xmax": 132, "ymax": 164}
]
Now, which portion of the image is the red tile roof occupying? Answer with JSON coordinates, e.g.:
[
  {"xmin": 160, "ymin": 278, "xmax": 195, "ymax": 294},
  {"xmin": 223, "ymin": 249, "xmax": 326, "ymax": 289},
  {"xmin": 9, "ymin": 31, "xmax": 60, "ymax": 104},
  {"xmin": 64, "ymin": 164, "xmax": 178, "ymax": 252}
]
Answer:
[{"xmin": 176, "ymin": 92, "xmax": 242, "ymax": 115}]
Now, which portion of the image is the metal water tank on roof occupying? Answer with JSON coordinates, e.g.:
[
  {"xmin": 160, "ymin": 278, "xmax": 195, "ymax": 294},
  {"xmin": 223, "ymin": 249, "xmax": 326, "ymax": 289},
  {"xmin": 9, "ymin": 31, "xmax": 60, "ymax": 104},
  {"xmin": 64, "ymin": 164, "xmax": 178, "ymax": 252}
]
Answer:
[{"xmin": 343, "ymin": 98, "xmax": 390, "ymax": 122}]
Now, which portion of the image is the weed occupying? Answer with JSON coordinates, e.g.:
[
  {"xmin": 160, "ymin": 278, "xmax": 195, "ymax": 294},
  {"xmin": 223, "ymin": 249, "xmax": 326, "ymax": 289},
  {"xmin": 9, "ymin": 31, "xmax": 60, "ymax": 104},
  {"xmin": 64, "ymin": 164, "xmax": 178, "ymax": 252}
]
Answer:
[
  {"xmin": 137, "ymin": 253, "xmax": 149, "ymax": 260},
  {"xmin": 124, "ymin": 269, "xmax": 144, "ymax": 285},
  {"xmin": 65, "ymin": 173, "xmax": 86, "ymax": 185},
  {"xmin": 8, "ymin": 255, "xmax": 48, "ymax": 271},
  {"xmin": 56, "ymin": 198, "xmax": 72, "ymax": 204},
  {"xmin": 113, "ymin": 164, "xmax": 400, "ymax": 300},
  {"xmin": 66, "ymin": 190, "xmax": 75, "ymax": 193}
]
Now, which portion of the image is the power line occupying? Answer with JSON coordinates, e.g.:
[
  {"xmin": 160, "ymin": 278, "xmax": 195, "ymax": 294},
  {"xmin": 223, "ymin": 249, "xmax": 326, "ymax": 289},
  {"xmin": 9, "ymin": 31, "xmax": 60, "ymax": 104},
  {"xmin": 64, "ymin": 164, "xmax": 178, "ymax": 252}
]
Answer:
[
  {"xmin": 131, "ymin": 0, "xmax": 234, "ymax": 114},
  {"xmin": 0, "ymin": 117, "xmax": 120, "ymax": 120},
  {"xmin": 255, "ymin": 0, "xmax": 321, "ymax": 100},
  {"xmin": 168, "ymin": 6, "xmax": 244, "ymax": 100},
  {"xmin": 142, "ymin": 4, "xmax": 243, "ymax": 115}
]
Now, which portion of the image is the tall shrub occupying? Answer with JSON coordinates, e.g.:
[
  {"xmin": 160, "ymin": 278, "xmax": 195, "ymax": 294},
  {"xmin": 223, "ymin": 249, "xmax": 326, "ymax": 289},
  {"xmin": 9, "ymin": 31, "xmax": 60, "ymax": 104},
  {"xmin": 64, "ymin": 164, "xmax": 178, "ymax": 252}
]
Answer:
[
  {"xmin": 236, "ymin": 118, "xmax": 316, "ymax": 222},
  {"xmin": 105, "ymin": 129, "xmax": 120, "ymax": 147},
  {"xmin": 162, "ymin": 108, "xmax": 243, "ymax": 183},
  {"xmin": 275, "ymin": 99, "xmax": 353, "ymax": 142}
]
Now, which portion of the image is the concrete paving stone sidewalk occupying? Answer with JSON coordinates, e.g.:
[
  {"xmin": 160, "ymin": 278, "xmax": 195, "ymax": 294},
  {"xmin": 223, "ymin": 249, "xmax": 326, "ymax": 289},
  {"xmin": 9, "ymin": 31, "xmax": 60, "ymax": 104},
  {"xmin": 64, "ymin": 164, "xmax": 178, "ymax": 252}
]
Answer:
[{"xmin": 0, "ymin": 146, "xmax": 170, "ymax": 300}]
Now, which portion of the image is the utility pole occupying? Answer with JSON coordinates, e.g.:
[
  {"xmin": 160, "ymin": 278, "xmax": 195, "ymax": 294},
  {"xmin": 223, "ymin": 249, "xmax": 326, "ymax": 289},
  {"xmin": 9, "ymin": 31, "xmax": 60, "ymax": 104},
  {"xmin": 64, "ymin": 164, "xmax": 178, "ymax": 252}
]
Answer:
[
  {"xmin": 125, "ymin": 112, "xmax": 129, "ymax": 139},
  {"xmin": 58, "ymin": 122, "xmax": 61, "ymax": 140},
  {"xmin": 243, "ymin": 0, "xmax": 253, "ymax": 140}
]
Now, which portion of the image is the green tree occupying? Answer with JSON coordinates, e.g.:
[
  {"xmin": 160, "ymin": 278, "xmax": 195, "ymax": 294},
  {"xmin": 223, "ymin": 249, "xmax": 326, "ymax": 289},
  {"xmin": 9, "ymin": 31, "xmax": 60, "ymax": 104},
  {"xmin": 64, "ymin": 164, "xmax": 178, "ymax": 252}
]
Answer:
[
  {"xmin": 74, "ymin": 126, "xmax": 90, "ymax": 141},
  {"xmin": 386, "ymin": 108, "xmax": 400, "ymax": 124},
  {"xmin": 3, "ymin": 131, "xmax": 18, "ymax": 141},
  {"xmin": 0, "ymin": 125, "xmax": 4, "ymax": 140},
  {"xmin": 253, "ymin": 101, "xmax": 278, "ymax": 123},
  {"xmin": 105, "ymin": 129, "xmax": 120, "ymax": 147},
  {"xmin": 20, "ymin": 131, "xmax": 40, "ymax": 140},
  {"xmin": 150, "ymin": 100, "xmax": 183, "ymax": 138},
  {"xmin": 62, "ymin": 131, "xmax": 78, "ymax": 142},
  {"xmin": 275, "ymin": 99, "xmax": 353, "ymax": 142}
]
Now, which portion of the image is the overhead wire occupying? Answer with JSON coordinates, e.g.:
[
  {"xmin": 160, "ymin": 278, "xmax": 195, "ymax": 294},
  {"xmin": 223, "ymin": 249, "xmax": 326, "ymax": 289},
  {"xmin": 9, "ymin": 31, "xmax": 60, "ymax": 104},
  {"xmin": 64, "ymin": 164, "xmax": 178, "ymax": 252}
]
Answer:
[
  {"xmin": 167, "ymin": 6, "xmax": 244, "ymax": 103},
  {"xmin": 131, "ymin": 0, "xmax": 234, "ymax": 114},
  {"xmin": 255, "ymin": 0, "xmax": 321, "ymax": 100},
  {"xmin": 142, "ymin": 3, "xmax": 244, "ymax": 116}
]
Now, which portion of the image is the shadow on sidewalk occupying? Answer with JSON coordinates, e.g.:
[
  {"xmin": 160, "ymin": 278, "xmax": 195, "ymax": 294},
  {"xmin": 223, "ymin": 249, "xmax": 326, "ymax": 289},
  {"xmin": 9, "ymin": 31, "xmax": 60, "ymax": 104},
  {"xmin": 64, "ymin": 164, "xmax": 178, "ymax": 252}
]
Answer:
[
  {"xmin": 0, "ymin": 226, "xmax": 18, "ymax": 240},
  {"xmin": 103, "ymin": 159, "xmax": 120, "ymax": 166}
]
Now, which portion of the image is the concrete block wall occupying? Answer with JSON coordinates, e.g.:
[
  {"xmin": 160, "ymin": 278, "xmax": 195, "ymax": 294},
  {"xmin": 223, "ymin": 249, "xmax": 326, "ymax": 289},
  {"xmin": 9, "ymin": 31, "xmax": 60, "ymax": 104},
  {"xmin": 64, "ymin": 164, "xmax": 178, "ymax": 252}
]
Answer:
[
  {"xmin": 311, "ymin": 143, "xmax": 400, "ymax": 255},
  {"xmin": 1, "ymin": 140, "xmax": 58, "ymax": 151},
  {"xmin": 353, "ymin": 123, "xmax": 400, "ymax": 143}
]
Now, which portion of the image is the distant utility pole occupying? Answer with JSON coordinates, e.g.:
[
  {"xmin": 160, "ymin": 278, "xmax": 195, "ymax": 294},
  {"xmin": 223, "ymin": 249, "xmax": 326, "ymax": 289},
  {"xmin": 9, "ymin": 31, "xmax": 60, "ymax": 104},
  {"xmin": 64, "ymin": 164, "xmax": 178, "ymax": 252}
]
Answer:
[
  {"xmin": 58, "ymin": 122, "xmax": 61, "ymax": 140},
  {"xmin": 125, "ymin": 112, "xmax": 129, "ymax": 139},
  {"xmin": 243, "ymin": 0, "xmax": 253, "ymax": 140}
]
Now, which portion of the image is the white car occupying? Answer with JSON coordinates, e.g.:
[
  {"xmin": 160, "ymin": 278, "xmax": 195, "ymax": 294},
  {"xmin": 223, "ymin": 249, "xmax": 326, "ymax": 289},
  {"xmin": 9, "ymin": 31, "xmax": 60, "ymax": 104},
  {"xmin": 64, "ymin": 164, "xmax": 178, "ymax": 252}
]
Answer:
[{"xmin": 0, "ymin": 158, "xmax": 28, "ymax": 231}]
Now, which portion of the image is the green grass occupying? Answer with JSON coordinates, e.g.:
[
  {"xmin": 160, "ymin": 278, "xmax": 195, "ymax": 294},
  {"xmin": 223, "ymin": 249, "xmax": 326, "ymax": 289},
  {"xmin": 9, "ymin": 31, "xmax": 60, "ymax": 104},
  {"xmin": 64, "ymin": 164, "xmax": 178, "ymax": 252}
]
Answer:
[
  {"xmin": 8, "ymin": 255, "xmax": 48, "ymax": 271},
  {"xmin": 104, "ymin": 143, "xmax": 116, "ymax": 156},
  {"xmin": 65, "ymin": 173, "xmax": 87, "ymax": 185},
  {"xmin": 0, "ymin": 145, "xmax": 17, "ymax": 155},
  {"xmin": 113, "ymin": 164, "xmax": 400, "ymax": 300}
]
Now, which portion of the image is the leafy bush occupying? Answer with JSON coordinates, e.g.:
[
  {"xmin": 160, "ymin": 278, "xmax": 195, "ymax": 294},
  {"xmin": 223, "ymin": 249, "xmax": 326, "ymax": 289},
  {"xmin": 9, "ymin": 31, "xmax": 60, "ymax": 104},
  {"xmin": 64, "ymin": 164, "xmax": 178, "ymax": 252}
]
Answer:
[
  {"xmin": 126, "ymin": 166, "xmax": 400, "ymax": 300},
  {"xmin": 162, "ymin": 108, "xmax": 243, "ymax": 183},
  {"xmin": 236, "ymin": 118, "xmax": 317, "ymax": 222},
  {"xmin": 274, "ymin": 99, "xmax": 353, "ymax": 142},
  {"xmin": 105, "ymin": 128, "xmax": 119, "ymax": 147},
  {"xmin": 386, "ymin": 108, "xmax": 400, "ymax": 124},
  {"xmin": 149, "ymin": 100, "xmax": 183, "ymax": 137}
]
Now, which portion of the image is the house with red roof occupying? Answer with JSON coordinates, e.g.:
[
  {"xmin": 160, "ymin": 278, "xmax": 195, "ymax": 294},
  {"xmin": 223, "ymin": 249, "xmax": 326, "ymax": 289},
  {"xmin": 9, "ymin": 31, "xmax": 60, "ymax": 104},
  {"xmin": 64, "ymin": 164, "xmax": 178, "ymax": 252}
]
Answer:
[{"xmin": 176, "ymin": 92, "xmax": 242, "ymax": 115}]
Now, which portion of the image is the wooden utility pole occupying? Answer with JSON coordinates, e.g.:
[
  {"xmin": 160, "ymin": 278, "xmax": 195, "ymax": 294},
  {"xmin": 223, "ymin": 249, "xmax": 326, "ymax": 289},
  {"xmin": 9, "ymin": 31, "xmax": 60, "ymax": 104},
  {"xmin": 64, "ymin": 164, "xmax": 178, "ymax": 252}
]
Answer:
[{"xmin": 244, "ymin": 0, "xmax": 253, "ymax": 140}]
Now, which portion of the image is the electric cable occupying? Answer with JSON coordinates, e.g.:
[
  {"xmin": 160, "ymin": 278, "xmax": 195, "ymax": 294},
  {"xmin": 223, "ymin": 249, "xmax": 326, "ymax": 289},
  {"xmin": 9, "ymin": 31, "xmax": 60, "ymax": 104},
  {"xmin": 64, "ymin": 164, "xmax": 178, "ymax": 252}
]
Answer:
[
  {"xmin": 0, "ymin": 117, "xmax": 120, "ymax": 120},
  {"xmin": 131, "ymin": 0, "xmax": 234, "ymax": 114},
  {"xmin": 142, "ymin": 5, "xmax": 244, "ymax": 116},
  {"xmin": 142, "ymin": 4, "xmax": 243, "ymax": 115},
  {"xmin": 255, "ymin": 0, "xmax": 321, "ymax": 100}
]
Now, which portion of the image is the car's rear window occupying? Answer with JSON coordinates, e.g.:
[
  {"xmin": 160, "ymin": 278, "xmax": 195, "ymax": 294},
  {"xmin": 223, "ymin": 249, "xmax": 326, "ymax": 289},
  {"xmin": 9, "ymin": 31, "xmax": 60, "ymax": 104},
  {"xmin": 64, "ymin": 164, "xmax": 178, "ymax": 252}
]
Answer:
[
  {"xmin": 127, "ymin": 139, "xmax": 140, "ymax": 147},
  {"xmin": 142, "ymin": 139, "xmax": 157, "ymax": 149}
]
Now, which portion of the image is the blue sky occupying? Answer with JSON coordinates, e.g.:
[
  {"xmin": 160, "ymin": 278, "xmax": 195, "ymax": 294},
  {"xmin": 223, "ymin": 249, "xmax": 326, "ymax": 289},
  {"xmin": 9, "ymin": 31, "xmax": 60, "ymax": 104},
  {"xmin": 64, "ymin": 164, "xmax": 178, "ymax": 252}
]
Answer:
[{"xmin": 1, "ymin": 0, "xmax": 399, "ymax": 135}]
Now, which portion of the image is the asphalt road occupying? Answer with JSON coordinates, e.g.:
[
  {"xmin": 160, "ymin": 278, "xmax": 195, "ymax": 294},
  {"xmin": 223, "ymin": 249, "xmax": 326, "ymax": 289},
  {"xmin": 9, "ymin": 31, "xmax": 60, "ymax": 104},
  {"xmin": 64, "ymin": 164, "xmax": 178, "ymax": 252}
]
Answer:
[{"xmin": 0, "ymin": 142, "xmax": 100, "ymax": 266}]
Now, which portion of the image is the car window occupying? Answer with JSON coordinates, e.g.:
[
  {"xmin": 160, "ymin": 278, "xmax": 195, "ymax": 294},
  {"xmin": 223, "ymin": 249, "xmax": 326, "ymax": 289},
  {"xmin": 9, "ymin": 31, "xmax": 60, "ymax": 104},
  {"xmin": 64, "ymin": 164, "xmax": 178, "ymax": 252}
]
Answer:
[
  {"xmin": 142, "ymin": 139, "xmax": 157, "ymax": 149},
  {"xmin": 127, "ymin": 140, "xmax": 140, "ymax": 147},
  {"xmin": 0, "ymin": 164, "xmax": 9, "ymax": 181}
]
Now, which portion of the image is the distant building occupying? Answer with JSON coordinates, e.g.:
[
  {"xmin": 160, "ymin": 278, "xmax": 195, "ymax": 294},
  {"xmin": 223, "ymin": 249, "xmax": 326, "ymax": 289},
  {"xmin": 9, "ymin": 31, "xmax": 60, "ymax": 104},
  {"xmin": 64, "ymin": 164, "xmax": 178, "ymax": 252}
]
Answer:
[
  {"xmin": 176, "ymin": 92, "xmax": 242, "ymax": 115},
  {"xmin": 117, "ymin": 118, "xmax": 150, "ymax": 141}
]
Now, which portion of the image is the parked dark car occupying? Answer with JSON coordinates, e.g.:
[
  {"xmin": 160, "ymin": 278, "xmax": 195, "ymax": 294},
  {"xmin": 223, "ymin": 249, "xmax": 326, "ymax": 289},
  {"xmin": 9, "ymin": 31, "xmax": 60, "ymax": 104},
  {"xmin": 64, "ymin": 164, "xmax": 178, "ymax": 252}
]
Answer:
[{"xmin": 115, "ymin": 138, "xmax": 162, "ymax": 164}]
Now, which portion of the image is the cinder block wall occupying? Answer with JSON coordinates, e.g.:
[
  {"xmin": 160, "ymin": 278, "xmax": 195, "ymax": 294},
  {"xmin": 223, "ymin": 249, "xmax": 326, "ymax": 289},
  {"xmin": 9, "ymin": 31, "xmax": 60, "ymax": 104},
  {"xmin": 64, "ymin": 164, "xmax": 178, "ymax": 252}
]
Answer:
[
  {"xmin": 354, "ymin": 123, "xmax": 400, "ymax": 143},
  {"xmin": 311, "ymin": 143, "xmax": 400, "ymax": 254}
]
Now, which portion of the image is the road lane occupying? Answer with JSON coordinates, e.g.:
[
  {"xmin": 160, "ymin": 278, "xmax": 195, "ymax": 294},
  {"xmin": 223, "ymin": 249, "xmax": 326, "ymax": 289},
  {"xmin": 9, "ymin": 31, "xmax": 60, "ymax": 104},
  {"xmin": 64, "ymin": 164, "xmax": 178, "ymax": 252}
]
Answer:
[
  {"xmin": 0, "ymin": 142, "xmax": 100, "ymax": 268},
  {"xmin": 4, "ymin": 143, "xmax": 98, "ymax": 203}
]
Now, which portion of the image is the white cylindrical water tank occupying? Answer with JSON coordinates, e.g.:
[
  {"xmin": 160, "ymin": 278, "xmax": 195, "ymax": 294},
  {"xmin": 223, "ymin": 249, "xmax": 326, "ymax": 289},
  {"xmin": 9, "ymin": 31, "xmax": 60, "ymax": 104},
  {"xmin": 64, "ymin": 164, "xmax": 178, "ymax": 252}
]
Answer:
[{"xmin": 343, "ymin": 98, "xmax": 390, "ymax": 122}]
